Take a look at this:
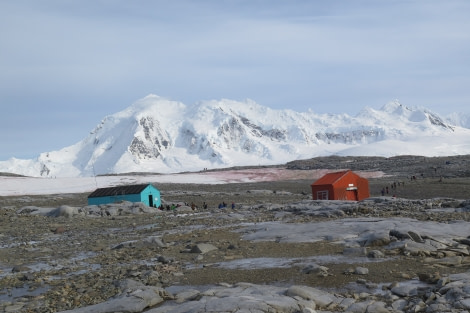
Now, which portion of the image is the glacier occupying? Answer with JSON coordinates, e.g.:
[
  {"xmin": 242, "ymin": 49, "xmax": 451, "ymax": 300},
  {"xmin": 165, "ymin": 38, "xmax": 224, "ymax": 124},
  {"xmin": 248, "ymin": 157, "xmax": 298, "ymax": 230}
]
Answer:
[{"xmin": 1, "ymin": 94, "xmax": 469, "ymax": 177}]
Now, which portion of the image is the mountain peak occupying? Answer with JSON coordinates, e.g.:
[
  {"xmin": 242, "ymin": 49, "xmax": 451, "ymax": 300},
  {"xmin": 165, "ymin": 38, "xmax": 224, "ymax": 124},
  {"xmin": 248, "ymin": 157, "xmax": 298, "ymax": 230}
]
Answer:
[
  {"xmin": 380, "ymin": 100, "xmax": 412, "ymax": 114},
  {"xmin": 0, "ymin": 97, "xmax": 469, "ymax": 177},
  {"xmin": 124, "ymin": 94, "xmax": 186, "ymax": 119}
]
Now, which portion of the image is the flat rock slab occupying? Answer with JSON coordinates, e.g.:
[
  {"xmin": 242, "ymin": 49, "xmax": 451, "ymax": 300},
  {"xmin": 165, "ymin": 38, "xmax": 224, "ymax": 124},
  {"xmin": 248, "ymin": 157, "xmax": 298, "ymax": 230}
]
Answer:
[{"xmin": 191, "ymin": 243, "xmax": 218, "ymax": 254}]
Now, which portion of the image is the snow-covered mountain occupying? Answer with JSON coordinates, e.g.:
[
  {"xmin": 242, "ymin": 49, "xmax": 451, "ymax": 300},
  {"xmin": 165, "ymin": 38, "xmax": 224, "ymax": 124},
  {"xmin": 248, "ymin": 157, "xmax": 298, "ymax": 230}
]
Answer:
[{"xmin": 1, "ymin": 95, "xmax": 470, "ymax": 177}]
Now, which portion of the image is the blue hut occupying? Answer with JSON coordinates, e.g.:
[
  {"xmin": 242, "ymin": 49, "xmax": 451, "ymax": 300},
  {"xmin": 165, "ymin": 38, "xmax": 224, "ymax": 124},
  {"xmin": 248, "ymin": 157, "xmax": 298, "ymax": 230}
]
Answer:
[{"xmin": 88, "ymin": 184, "xmax": 161, "ymax": 207}]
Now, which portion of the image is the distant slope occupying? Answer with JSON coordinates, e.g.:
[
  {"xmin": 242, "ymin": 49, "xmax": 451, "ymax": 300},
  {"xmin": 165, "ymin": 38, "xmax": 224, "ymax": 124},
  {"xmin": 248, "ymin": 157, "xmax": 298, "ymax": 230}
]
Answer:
[{"xmin": 1, "ymin": 95, "xmax": 469, "ymax": 177}]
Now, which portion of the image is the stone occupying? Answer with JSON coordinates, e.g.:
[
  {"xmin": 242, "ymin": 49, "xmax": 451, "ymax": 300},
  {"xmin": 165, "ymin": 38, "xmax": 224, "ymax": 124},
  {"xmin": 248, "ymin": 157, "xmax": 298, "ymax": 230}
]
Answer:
[
  {"xmin": 190, "ymin": 243, "xmax": 218, "ymax": 254},
  {"xmin": 174, "ymin": 289, "xmax": 201, "ymax": 303},
  {"xmin": 12, "ymin": 265, "xmax": 31, "ymax": 273},
  {"xmin": 391, "ymin": 284, "xmax": 418, "ymax": 297},
  {"xmin": 174, "ymin": 205, "xmax": 193, "ymax": 213},
  {"xmin": 418, "ymin": 272, "xmax": 441, "ymax": 284},
  {"xmin": 338, "ymin": 298, "xmax": 356, "ymax": 310},
  {"xmin": 48, "ymin": 205, "xmax": 78, "ymax": 218},
  {"xmin": 367, "ymin": 250, "xmax": 384, "ymax": 258},
  {"xmin": 436, "ymin": 276, "xmax": 451, "ymax": 288},
  {"xmin": 286, "ymin": 285, "xmax": 338, "ymax": 308},
  {"xmin": 57, "ymin": 285, "xmax": 167, "ymax": 313},
  {"xmin": 343, "ymin": 247, "xmax": 368, "ymax": 256},
  {"xmin": 364, "ymin": 232, "xmax": 390, "ymax": 247},
  {"xmin": 365, "ymin": 301, "xmax": 390, "ymax": 313},
  {"xmin": 20, "ymin": 272, "xmax": 34, "ymax": 281},
  {"xmin": 112, "ymin": 240, "xmax": 137, "ymax": 249},
  {"xmin": 104, "ymin": 207, "xmax": 119, "ymax": 216},
  {"xmin": 404, "ymin": 241, "xmax": 437, "ymax": 256},
  {"xmin": 157, "ymin": 255, "xmax": 172, "ymax": 264},
  {"xmin": 458, "ymin": 298, "xmax": 470, "ymax": 310},
  {"xmin": 391, "ymin": 299, "xmax": 408, "ymax": 311},
  {"xmin": 297, "ymin": 299, "xmax": 317, "ymax": 312},
  {"xmin": 143, "ymin": 236, "xmax": 167, "ymax": 248},
  {"xmin": 53, "ymin": 226, "xmax": 66, "ymax": 234},
  {"xmin": 389, "ymin": 229, "xmax": 412, "ymax": 240},
  {"xmin": 302, "ymin": 264, "xmax": 329, "ymax": 276},
  {"xmin": 407, "ymin": 230, "xmax": 424, "ymax": 243},
  {"xmin": 424, "ymin": 256, "xmax": 462, "ymax": 266},
  {"xmin": 355, "ymin": 267, "xmax": 369, "ymax": 275},
  {"xmin": 345, "ymin": 300, "xmax": 373, "ymax": 313},
  {"xmin": 4, "ymin": 304, "xmax": 25, "ymax": 312}
]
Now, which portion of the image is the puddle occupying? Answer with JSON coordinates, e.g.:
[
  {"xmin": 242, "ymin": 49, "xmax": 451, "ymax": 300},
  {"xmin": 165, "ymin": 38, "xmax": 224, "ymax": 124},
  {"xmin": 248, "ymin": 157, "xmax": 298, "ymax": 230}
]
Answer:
[{"xmin": 0, "ymin": 284, "xmax": 50, "ymax": 302}]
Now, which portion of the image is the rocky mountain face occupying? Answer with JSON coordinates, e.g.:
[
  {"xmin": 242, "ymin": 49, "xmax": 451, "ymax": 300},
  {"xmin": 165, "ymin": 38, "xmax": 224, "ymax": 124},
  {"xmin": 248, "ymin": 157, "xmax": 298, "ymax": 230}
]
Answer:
[{"xmin": 0, "ymin": 95, "xmax": 467, "ymax": 177}]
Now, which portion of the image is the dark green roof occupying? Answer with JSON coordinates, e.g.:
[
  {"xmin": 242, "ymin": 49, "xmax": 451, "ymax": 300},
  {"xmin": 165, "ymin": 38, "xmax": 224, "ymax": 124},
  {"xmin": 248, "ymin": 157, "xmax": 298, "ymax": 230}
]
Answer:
[{"xmin": 88, "ymin": 184, "xmax": 154, "ymax": 198}]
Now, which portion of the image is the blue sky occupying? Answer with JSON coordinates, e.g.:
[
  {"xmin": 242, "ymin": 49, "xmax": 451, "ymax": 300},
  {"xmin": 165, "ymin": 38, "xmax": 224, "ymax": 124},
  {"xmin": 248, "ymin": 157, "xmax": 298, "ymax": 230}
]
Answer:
[{"xmin": 1, "ymin": 0, "xmax": 469, "ymax": 160}]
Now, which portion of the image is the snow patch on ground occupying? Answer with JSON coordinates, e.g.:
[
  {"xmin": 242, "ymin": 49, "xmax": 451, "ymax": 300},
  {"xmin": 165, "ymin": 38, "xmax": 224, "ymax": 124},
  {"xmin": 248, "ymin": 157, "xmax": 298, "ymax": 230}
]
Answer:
[{"xmin": 0, "ymin": 169, "xmax": 385, "ymax": 196}]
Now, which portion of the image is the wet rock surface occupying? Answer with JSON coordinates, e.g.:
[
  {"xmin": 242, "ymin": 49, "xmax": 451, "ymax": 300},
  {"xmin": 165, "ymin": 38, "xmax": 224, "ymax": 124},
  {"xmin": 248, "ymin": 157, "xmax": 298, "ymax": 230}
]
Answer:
[{"xmin": 1, "ymin": 158, "xmax": 470, "ymax": 312}]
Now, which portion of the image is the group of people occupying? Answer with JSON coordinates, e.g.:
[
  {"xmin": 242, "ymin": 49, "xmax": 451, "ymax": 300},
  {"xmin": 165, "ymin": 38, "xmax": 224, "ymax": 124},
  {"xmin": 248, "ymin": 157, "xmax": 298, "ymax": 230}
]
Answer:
[
  {"xmin": 381, "ymin": 180, "xmax": 405, "ymax": 197},
  {"xmin": 217, "ymin": 202, "xmax": 236, "ymax": 209},
  {"xmin": 157, "ymin": 201, "xmax": 236, "ymax": 211}
]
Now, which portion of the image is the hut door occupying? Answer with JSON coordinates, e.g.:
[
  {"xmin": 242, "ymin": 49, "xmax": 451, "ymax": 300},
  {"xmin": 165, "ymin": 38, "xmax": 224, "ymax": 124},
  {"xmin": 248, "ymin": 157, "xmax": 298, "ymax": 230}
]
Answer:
[
  {"xmin": 346, "ymin": 185, "xmax": 358, "ymax": 201},
  {"xmin": 148, "ymin": 195, "xmax": 154, "ymax": 207}
]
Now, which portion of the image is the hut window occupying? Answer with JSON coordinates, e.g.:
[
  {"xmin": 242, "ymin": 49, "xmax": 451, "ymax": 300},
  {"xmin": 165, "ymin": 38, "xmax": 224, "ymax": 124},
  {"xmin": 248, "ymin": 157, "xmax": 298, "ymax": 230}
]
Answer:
[{"xmin": 317, "ymin": 190, "xmax": 328, "ymax": 200}]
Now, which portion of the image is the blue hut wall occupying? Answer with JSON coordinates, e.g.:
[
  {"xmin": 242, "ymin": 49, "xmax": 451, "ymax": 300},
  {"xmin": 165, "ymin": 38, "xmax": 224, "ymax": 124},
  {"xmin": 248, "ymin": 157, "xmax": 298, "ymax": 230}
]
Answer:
[
  {"xmin": 88, "ymin": 184, "xmax": 161, "ymax": 207},
  {"xmin": 139, "ymin": 185, "xmax": 161, "ymax": 207},
  {"xmin": 88, "ymin": 194, "xmax": 141, "ymax": 206}
]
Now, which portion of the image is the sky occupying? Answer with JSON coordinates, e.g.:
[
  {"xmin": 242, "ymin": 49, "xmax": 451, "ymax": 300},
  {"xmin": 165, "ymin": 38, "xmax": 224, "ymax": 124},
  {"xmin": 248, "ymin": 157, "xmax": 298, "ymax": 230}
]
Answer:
[{"xmin": 1, "ymin": 0, "xmax": 469, "ymax": 160}]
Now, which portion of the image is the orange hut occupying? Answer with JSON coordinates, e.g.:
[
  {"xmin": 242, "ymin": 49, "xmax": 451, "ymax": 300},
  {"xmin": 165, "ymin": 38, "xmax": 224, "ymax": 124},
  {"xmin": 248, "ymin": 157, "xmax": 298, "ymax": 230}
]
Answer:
[{"xmin": 311, "ymin": 170, "xmax": 369, "ymax": 201}]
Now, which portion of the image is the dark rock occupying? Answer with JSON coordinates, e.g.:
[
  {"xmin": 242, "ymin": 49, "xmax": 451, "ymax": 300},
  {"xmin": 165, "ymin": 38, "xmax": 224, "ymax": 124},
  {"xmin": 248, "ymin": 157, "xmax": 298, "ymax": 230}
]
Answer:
[
  {"xmin": 53, "ymin": 226, "xmax": 66, "ymax": 234},
  {"xmin": 20, "ymin": 273, "xmax": 35, "ymax": 281},
  {"xmin": 12, "ymin": 265, "xmax": 31, "ymax": 273}
]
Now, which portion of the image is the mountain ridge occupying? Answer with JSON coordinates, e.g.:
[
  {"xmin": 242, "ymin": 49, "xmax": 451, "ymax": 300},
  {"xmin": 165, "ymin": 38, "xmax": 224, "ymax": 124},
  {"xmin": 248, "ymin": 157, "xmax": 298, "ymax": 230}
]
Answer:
[{"xmin": 1, "ymin": 95, "xmax": 469, "ymax": 177}]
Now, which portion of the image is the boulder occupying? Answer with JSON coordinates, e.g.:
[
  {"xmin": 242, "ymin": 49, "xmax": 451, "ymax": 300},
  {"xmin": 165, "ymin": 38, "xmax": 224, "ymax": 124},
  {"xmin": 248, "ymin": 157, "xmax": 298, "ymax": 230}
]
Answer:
[
  {"xmin": 404, "ymin": 240, "xmax": 437, "ymax": 256},
  {"xmin": 56, "ymin": 280, "xmax": 169, "ymax": 313},
  {"xmin": 367, "ymin": 250, "xmax": 384, "ymax": 258},
  {"xmin": 12, "ymin": 265, "xmax": 31, "ymax": 272},
  {"xmin": 286, "ymin": 285, "xmax": 338, "ymax": 308},
  {"xmin": 48, "ymin": 205, "xmax": 78, "ymax": 218},
  {"xmin": 391, "ymin": 284, "xmax": 419, "ymax": 297},
  {"xmin": 364, "ymin": 232, "xmax": 390, "ymax": 247},
  {"xmin": 408, "ymin": 230, "xmax": 424, "ymax": 243},
  {"xmin": 302, "ymin": 264, "xmax": 329, "ymax": 276},
  {"xmin": 190, "ymin": 243, "xmax": 218, "ymax": 254},
  {"xmin": 174, "ymin": 289, "xmax": 201, "ymax": 303},
  {"xmin": 143, "ymin": 236, "xmax": 167, "ymax": 248},
  {"xmin": 355, "ymin": 267, "xmax": 369, "ymax": 275},
  {"xmin": 365, "ymin": 301, "xmax": 391, "ymax": 313}
]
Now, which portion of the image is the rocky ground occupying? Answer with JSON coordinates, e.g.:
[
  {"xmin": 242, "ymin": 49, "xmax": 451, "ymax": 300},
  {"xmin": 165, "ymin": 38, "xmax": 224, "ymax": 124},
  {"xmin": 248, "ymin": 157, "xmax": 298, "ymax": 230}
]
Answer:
[{"xmin": 0, "ymin": 155, "xmax": 469, "ymax": 313}]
